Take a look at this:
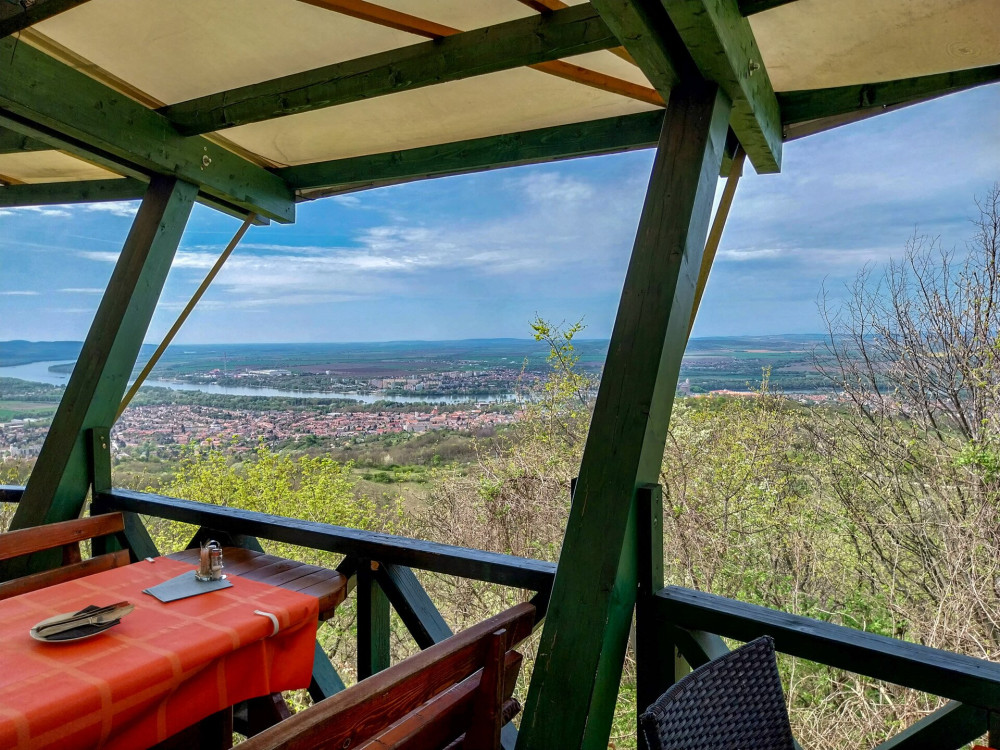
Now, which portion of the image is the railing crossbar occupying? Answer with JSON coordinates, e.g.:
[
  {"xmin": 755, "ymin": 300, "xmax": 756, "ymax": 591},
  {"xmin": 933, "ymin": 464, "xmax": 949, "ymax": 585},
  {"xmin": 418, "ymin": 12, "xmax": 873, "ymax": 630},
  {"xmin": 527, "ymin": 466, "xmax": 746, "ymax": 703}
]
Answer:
[
  {"xmin": 98, "ymin": 489, "xmax": 556, "ymax": 592},
  {"xmin": 658, "ymin": 586, "xmax": 1000, "ymax": 712}
]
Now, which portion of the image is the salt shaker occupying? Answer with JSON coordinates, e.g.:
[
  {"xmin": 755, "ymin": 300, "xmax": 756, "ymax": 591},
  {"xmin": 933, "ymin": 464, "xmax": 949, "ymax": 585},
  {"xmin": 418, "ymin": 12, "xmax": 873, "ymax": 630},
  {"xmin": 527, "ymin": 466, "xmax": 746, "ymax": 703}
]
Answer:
[{"xmin": 195, "ymin": 540, "xmax": 224, "ymax": 581}]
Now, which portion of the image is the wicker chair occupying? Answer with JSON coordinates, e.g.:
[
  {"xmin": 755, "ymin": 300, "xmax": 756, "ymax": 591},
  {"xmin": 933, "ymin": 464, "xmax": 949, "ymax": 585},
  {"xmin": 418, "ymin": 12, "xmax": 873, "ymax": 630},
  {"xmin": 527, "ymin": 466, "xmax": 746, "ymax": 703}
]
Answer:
[{"xmin": 639, "ymin": 635, "xmax": 795, "ymax": 750}]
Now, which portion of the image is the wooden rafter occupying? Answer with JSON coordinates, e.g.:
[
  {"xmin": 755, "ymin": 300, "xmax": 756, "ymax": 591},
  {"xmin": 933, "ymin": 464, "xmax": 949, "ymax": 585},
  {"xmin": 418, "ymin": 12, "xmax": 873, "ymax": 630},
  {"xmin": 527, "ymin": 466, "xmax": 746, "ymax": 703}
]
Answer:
[
  {"xmin": 662, "ymin": 0, "xmax": 782, "ymax": 173},
  {"xmin": 162, "ymin": 5, "xmax": 629, "ymax": 136},
  {"xmin": 0, "ymin": 0, "xmax": 91, "ymax": 37},
  {"xmin": 587, "ymin": 0, "xmax": 697, "ymax": 104},
  {"xmin": 538, "ymin": 59, "xmax": 663, "ymax": 105},
  {"xmin": 779, "ymin": 64, "xmax": 1000, "ymax": 124},
  {"xmin": 295, "ymin": 0, "xmax": 661, "ymax": 106},
  {"xmin": 737, "ymin": 0, "xmax": 798, "ymax": 16},
  {"xmin": 279, "ymin": 110, "xmax": 666, "ymax": 195},
  {"xmin": 0, "ymin": 177, "xmax": 146, "ymax": 206},
  {"xmin": 297, "ymin": 0, "xmax": 454, "ymax": 38},
  {"xmin": 514, "ymin": 0, "xmax": 642, "ymax": 67},
  {"xmin": 0, "ymin": 126, "xmax": 50, "ymax": 154},
  {"xmin": 0, "ymin": 36, "xmax": 294, "ymax": 222}
]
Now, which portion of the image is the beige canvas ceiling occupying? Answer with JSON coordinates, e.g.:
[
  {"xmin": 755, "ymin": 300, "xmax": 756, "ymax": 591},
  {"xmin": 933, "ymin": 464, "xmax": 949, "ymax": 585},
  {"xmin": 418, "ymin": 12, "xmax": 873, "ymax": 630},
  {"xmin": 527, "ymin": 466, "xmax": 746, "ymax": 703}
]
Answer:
[{"xmin": 0, "ymin": 0, "xmax": 997, "ymax": 183}]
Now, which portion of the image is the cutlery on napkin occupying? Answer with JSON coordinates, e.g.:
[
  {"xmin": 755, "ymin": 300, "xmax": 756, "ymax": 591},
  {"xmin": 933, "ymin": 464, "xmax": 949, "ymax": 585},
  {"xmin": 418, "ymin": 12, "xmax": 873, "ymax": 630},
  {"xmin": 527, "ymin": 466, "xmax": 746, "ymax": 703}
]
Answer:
[{"xmin": 35, "ymin": 602, "xmax": 135, "ymax": 638}]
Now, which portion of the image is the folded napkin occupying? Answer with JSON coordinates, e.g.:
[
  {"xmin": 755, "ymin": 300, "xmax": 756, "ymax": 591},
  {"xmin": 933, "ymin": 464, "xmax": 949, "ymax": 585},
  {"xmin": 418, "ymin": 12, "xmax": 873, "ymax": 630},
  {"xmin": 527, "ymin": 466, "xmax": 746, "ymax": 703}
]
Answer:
[{"xmin": 144, "ymin": 572, "xmax": 232, "ymax": 603}]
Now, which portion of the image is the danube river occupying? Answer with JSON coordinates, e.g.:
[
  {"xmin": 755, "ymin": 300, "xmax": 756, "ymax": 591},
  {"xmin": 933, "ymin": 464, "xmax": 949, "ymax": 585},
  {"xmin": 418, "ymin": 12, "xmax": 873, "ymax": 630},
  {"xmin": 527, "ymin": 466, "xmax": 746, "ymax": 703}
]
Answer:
[{"xmin": 0, "ymin": 360, "xmax": 515, "ymax": 405}]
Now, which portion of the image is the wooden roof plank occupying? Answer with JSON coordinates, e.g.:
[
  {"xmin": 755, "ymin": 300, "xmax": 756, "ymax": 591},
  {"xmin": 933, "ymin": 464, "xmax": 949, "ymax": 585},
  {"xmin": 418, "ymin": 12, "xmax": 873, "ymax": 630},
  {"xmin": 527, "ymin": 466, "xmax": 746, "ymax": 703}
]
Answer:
[
  {"xmin": 161, "ymin": 4, "xmax": 621, "ymax": 136},
  {"xmin": 0, "ymin": 37, "xmax": 295, "ymax": 223},
  {"xmin": 0, "ymin": 0, "xmax": 91, "ymax": 38},
  {"xmin": 664, "ymin": 0, "xmax": 782, "ymax": 173}
]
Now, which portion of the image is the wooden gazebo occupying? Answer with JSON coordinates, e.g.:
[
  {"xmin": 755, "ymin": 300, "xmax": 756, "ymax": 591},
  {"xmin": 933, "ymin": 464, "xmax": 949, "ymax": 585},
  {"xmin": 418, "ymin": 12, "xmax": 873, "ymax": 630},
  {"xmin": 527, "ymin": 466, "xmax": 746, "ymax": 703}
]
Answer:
[{"xmin": 1, "ymin": 0, "xmax": 999, "ymax": 748}]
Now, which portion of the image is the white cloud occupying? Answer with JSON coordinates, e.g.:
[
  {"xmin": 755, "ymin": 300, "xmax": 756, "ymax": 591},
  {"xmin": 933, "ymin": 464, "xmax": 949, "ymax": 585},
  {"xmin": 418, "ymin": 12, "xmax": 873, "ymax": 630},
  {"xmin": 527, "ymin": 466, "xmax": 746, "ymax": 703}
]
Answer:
[
  {"xmin": 59, "ymin": 287, "xmax": 104, "ymax": 294},
  {"xmin": 0, "ymin": 206, "xmax": 71, "ymax": 218},
  {"xmin": 0, "ymin": 290, "xmax": 40, "ymax": 296},
  {"xmin": 84, "ymin": 202, "xmax": 140, "ymax": 218},
  {"xmin": 77, "ymin": 251, "xmax": 121, "ymax": 263},
  {"xmin": 332, "ymin": 195, "xmax": 362, "ymax": 207},
  {"xmin": 718, "ymin": 248, "xmax": 785, "ymax": 262}
]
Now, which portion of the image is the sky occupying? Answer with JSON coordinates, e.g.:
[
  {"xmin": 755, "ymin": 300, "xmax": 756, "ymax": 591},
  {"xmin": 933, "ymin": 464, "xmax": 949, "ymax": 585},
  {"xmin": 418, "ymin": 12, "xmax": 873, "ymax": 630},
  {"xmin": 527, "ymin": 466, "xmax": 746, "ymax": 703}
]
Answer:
[{"xmin": 1, "ymin": 84, "xmax": 998, "ymax": 345}]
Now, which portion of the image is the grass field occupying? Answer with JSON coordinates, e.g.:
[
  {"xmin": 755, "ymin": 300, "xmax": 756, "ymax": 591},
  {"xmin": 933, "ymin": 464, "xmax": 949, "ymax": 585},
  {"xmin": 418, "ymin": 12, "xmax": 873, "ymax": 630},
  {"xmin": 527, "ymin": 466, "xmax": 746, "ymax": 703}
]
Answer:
[{"xmin": 0, "ymin": 401, "xmax": 57, "ymax": 422}]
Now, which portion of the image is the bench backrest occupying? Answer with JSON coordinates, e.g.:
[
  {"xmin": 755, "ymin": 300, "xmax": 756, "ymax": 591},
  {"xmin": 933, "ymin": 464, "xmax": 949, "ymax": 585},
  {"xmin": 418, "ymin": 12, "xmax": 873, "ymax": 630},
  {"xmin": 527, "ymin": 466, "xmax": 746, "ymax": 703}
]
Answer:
[
  {"xmin": 241, "ymin": 602, "xmax": 536, "ymax": 750},
  {"xmin": 0, "ymin": 512, "xmax": 129, "ymax": 600}
]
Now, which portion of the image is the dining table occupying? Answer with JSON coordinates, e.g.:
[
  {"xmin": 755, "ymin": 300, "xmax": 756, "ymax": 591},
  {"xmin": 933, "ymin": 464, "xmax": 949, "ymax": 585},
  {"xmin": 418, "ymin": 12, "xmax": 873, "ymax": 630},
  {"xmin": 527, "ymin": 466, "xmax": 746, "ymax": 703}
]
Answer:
[{"xmin": 0, "ymin": 553, "xmax": 332, "ymax": 750}]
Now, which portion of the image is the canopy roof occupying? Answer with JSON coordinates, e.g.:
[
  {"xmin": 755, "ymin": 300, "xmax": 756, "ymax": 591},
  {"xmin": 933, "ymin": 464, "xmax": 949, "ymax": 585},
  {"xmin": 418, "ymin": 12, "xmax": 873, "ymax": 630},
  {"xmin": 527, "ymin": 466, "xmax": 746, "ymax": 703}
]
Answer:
[{"xmin": 0, "ymin": 0, "xmax": 997, "ymax": 219}]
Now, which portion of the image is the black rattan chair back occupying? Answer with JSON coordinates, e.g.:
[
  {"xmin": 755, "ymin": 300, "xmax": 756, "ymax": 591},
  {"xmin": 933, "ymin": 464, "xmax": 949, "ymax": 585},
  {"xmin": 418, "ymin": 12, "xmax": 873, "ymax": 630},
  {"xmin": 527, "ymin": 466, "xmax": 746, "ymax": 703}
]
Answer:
[{"xmin": 639, "ymin": 636, "xmax": 795, "ymax": 750}]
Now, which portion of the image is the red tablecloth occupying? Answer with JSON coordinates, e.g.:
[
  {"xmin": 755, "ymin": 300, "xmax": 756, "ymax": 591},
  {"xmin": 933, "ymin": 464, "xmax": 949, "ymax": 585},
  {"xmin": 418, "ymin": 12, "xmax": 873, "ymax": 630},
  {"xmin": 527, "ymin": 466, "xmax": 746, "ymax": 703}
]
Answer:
[{"xmin": 0, "ymin": 557, "xmax": 319, "ymax": 749}]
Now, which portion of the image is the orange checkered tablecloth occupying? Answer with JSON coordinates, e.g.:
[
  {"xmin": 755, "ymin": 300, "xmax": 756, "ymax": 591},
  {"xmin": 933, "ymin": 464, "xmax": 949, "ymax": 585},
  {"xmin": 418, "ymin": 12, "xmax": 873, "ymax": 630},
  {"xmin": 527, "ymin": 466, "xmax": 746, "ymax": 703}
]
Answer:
[{"xmin": 0, "ymin": 557, "xmax": 320, "ymax": 750}]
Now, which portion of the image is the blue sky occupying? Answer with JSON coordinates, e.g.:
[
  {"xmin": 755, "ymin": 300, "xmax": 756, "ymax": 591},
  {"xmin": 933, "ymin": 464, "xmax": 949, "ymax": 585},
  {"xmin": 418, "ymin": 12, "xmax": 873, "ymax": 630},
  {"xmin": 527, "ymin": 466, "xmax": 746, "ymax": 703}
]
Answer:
[{"xmin": 1, "ymin": 84, "xmax": 998, "ymax": 344}]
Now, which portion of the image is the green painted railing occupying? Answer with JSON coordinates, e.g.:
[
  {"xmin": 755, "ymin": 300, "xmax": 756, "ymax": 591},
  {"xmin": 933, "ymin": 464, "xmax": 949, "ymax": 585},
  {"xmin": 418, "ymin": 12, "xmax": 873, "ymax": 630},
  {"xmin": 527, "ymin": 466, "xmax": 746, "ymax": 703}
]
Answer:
[{"xmin": 5, "ymin": 484, "xmax": 999, "ymax": 748}]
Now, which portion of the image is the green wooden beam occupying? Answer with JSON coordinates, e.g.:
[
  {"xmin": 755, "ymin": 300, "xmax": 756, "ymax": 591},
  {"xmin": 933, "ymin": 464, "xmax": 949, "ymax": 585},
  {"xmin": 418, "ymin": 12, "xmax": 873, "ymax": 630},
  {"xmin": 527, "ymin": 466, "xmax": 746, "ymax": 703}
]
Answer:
[
  {"xmin": 3, "ymin": 176, "xmax": 196, "ymax": 577},
  {"xmin": 0, "ymin": 126, "xmax": 49, "ymax": 154},
  {"xmin": 779, "ymin": 65, "xmax": 1000, "ymax": 124},
  {"xmin": 0, "ymin": 178, "xmax": 147, "ymax": 207},
  {"xmin": 587, "ymin": 0, "xmax": 694, "ymax": 98},
  {"xmin": 161, "ymin": 4, "xmax": 618, "ymax": 136},
  {"xmin": 281, "ymin": 111, "xmax": 666, "ymax": 195},
  {"xmin": 0, "ymin": 37, "xmax": 295, "ymax": 223},
  {"xmin": 737, "ymin": 0, "xmax": 797, "ymax": 15},
  {"xmin": 517, "ymin": 83, "xmax": 732, "ymax": 750},
  {"xmin": 357, "ymin": 560, "xmax": 391, "ymax": 679},
  {"xmin": 873, "ymin": 701, "xmax": 987, "ymax": 750},
  {"xmin": 0, "ymin": 0, "xmax": 91, "ymax": 37},
  {"xmin": 662, "ymin": 0, "xmax": 782, "ymax": 173}
]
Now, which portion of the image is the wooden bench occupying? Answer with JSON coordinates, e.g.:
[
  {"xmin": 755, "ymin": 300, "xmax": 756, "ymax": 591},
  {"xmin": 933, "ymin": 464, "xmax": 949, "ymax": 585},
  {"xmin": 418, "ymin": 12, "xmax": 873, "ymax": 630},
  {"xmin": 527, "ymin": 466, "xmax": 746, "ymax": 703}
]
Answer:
[
  {"xmin": 240, "ymin": 602, "xmax": 536, "ymax": 750},
  {"xmin": 0, "ymin": 512, "xmax": 129, "ymax": 600}
]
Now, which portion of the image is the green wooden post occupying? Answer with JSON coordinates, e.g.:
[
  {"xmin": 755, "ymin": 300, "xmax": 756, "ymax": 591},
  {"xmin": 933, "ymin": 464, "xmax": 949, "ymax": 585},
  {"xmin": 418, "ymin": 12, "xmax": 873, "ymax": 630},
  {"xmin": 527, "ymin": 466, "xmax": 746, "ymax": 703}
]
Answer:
[
  {"xmin": 3, "ymin": 176, "xmax": 196, "ymax": 578},
  {"xmin": 357, "ymin": 560, "xmax": 391, "ymax": 679},
  {"xmin": 635, "ymin": 484, "xmax": 675, "ymax": 750},
  {"xmin": 517, "ymin": 83, "xmax": 732, "ymax": 750}
]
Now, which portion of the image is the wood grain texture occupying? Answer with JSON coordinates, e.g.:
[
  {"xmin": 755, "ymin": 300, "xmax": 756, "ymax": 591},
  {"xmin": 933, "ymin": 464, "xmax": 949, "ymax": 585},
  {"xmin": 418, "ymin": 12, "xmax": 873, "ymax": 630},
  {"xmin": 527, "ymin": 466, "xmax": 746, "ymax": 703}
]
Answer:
[
  {"xmin": 358, "ymin": 561, "xmax": 392, "ymax": 679},
  {"xmin": 663, "ymin": 0, "xmax": 781, "ymax": 172},
  {"xmin": 100, "ymin": 490, "xmax": 557, "ymax": 592},
  {"xmin": 377, "ymin": 563, "xmax": 453, "ymax": 649},
  {"xmin": 0, "ymin": 178, "xmax": 194, "ymax": 575},
  {"xmin": 161, "ymin": 5, "xmax": 619, "ymax": 135},
  {"xmin": 0, "ymin": 178, "xmax": 145, "ymax": 208},
  {"xmin": 0, "ymin": 549, "xmax": 129, "ymax": 600},
  {"xmin": 779, "ymin": 64, "xmax": 1000, "ymax": 125},
  {"xmin": 0, "ymin": 0, "xmax": 91, "ymax": 37},
  {"xmin": 0, "ymin": 513, "xmax": 124, "ymax": 561},
  {"xmin": 283, "ymin": 111, "xmax": 666, "ymax": 195},
  {"xmin": 295, "ymin": 0, "xmax": 658, "ymax": 105},
  {"xmin": 588, "ymin": 0, "xmax": 692, "ymax": 97},
  {"xmin": 518, "ymin": 84, "xmax": 731, "ymax": 750},
  {"xmin": 872, "ymin": 701, "xmax": 985, "ymax": 750},
  {"xmin": 239, "ymin": 603, "xmax": 535, "ymax": 750},
  {"xmin": 0, "ymin": 38, "xmax": 294, "ymax": 222},
  {"xmin": 658, "ymin": 586, "xmax": 1000, "ymax": 707}
]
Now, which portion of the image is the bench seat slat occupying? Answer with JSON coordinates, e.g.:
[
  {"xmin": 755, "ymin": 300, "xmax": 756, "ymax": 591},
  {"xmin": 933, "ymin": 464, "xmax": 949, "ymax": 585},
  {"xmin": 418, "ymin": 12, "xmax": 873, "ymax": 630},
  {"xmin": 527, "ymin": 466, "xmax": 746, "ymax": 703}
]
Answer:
[
  {"xmin": 0, "ymin": 513, "xmax": 124, "ymax": 561},
  {"xmin": 240, "ymin": 603, "xmax": 535, "ymax": 750},
  {"xmin": 0, "ymin": 549, "xmax": 131, "ymax": 601}
]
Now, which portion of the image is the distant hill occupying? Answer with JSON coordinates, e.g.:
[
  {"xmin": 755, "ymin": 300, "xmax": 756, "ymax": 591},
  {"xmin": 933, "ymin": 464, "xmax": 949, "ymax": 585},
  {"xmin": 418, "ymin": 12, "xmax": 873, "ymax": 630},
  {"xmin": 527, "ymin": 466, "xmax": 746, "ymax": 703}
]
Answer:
[{"xmin": 0, "ymin": 340, "xmax": 83, "ymax": 367}]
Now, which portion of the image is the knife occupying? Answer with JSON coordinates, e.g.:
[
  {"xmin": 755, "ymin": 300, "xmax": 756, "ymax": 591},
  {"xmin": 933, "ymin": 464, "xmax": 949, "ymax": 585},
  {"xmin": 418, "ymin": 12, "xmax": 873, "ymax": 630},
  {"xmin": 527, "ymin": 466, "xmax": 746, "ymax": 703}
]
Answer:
[{"xmin": 36, "ymin": 602, "xmax": 135, "ymax": 637}]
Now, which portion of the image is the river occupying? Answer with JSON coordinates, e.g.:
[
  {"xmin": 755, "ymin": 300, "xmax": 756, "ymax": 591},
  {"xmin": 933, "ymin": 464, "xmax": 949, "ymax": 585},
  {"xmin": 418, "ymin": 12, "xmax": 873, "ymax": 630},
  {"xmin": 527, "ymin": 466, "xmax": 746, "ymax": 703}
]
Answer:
[{"xmin": 0, "ymin": 360, "xmax": 517, "ymax": 405}]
